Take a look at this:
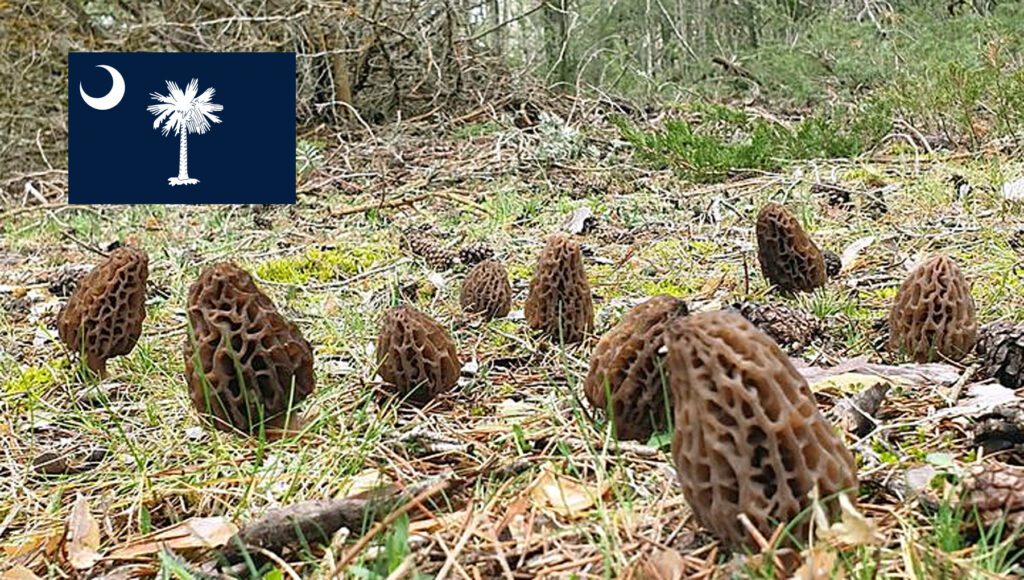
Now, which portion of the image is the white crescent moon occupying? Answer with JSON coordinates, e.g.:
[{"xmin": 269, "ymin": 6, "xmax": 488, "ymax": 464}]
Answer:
[{"xmin": 79, "ymin": 65, "xmax": 125, "ymax": 111}]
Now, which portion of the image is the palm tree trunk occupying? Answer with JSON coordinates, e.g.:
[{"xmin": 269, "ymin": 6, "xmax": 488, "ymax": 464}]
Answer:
[{"xmin": 178, "ymin": 129, "xmax": 189, "ymax": 180}]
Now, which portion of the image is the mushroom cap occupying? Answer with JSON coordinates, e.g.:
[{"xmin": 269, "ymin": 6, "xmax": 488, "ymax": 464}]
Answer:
[
  {"xmin": 460, "ymin": 259, "xmax": 512, "ymax": 320},
  {"xmin": 667, "ymin": 310, "xmax": 857, "ymax": 549},
  {"xmin": 584, "ymin": 295, "xmax": 689, "ymax": 441},
  {"xmin": 183, "ymin": 262, "xmax": 315, "ymax": 435},
  {"xmin": 524, "ymin": 233, "xmax": 594, "ymax": 343},
  {"xmin": 888, "ymin": 254, "xmax": 977, "ymax": 363},
  {"xmin": 756, "ymin": 203, "xmax": 827, "ymax": 293},
  {"xmin": 57, "ymin": 246, "xmax": 149, "ymax": 375},
  {"xmin": 376, "ymin": 305, "xmax": 460, "ymax": 404}
]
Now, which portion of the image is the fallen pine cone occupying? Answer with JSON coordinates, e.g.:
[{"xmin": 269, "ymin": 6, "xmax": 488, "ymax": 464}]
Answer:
[{"xmin": 961, "ymin": 462, "xmax": 1024, "ymax": 535}]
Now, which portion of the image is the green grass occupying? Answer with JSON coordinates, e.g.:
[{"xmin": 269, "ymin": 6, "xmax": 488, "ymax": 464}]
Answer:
[{"xmin": 613, "ymin": 103, "xmax": 892, "ymax": 182}]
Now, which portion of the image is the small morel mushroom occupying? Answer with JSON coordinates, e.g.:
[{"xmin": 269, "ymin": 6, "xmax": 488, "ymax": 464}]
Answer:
[
  {"xmin": 376, "ymin": 305, "xmax": 460, "ymax": 404},
  {"xmin": 888, "ymin": 254, "xmax": 976, "ymax": 363},
  {"xmin": 460, "ymin": 259, "xmax": 512, "ymax": 320},
  {"xmin": 57, "ymin": 247, "xmax": 149, "ymax": 376},
  {"xmin": 184, "ymin": 263, "xmax": 315, "ymax": 435},
  {"xmin": 584, "ymin": 295, "xmax": 689, "ymax": 442},
  {"xmin": 524, "ymin": 233, "xmax": 594, "ymax": 343},
  {"xmin": 667, "ymin": 310, "xmax": 858, "ymax": 550},
  {"xmin": 756, "ymin": 203, "xmax": 827, "ymax": 293},
  {"xmin": 977, "ymin": 321, "xmax": 1024, "ymax": 389}
]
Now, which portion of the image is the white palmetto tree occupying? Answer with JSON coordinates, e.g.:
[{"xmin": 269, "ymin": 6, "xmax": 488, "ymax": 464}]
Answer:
[{"xmin": 147, "ymin": 79, "xmax": 223, "ymax": 186}]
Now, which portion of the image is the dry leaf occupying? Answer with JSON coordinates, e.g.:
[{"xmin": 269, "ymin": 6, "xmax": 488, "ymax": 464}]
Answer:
[
  {"xmin": 789, "ymin": 549, "xmax": 841, "ymax": 580},
  {"xmin": 839, "ymin": 236, "xmax": 874, "ymax": 269},
  {"xmin": 631, "ymin": 548, "xmax": 687, "ymax": 580},
  {"xmin": 530, "ymin": 467, "xmax": 607, "ymax": 519},
  {"xmin": 1001, "ymin": 177, "xmax": 1024, "ymax": 202},
  {"xmin": 0, "ymin": 566, "xmax": 43, "ymax": 580},
  {"xmin": 337, "ymin": 468, "xmax": 388, "ymax": 498},
  {"xmin": 809, "ymin": 372, "xmax": 892, "ymax": 395},
  {"xmin": 108, "ymin": 517, "xmax": 238, "ymax": 559},
  {"xmin": 814, "ymin": 492, "xmax": 880, "ymax": 547},
  {"xmin": 1, "ymin": 529, "xmax": 63, "ymax": 560},
  {"xmin": 66, "ymin": 494, "xmax": 102, "ymax": 570}
]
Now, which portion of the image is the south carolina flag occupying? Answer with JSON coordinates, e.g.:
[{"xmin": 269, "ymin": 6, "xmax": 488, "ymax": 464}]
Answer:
[{"xmin": 69, "ymin": 52, "xmax": 296, "ymax": 204}]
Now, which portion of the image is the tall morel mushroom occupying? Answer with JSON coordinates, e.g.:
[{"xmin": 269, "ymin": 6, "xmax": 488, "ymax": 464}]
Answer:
[
  {"xmin": 667, "ymin": 310, "xmax": 858, "ymax": 550},
  {"xmin": 460, "ymin": 259, "xmax": 512, "ymax": 320},
  {"xmin": 376, "ymin": 305, "xmax": 460, "ymax": 404},
  {"xmin": 524, "ymin": 233, "xmax": 594, "ymax": 343},
  {"xmin": 888, "ymin": 254, "xmax": 976, "ymax": 363},
  {"xmin": 756, "ymin": 202, "xmax": 827, "ymax": 293},
  {"xmin": 57, "ymin": 246, "xmax": 149, "ymax": 376},
  {"xmin": 184, "ymin": 262, "xmax": 315, "ymax": 435},
  {"xmin": 584, "ymin": 295, "xmax": 689, "ymax": 442}
]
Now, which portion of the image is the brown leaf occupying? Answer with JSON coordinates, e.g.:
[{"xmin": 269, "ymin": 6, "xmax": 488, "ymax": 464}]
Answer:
[
  {"xmin": 630, "ymin": 548, "xmax": 687, "ymax": 580},
  {"xmin": 1, "ymin": 529, "xmax": 62, "ymax": 560},
  {"xmin": 789, "ymin": 550, "xmax": 842, "ymax": 580},
  {"xmin": 66, "ymin": 494, "xmax": 102, "ymax": 570},
  {"xmin": 108, "ymin": 517, "xmax": 238, "ymax": 559},
  {"xmin": 530, "ymin": 467, "xmax": 607, "ymax": 519},
  {"xmin": 814, "ymin": 492, "xmax": 880, "ymax": 547},
  {"xmin": 0, "ymin": 566, "xmax": 43, "ymax": 580}
]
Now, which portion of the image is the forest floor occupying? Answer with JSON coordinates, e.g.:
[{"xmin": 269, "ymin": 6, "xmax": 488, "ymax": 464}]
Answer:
[{"xmin": 3, "ymin": 95, "xmax": 1024, "ymax": 578}]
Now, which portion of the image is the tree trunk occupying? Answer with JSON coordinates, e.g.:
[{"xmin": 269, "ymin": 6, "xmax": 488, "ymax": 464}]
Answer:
[{"xmin": 178, "ymin": 129, "xmax": 189, "ymax": 180}]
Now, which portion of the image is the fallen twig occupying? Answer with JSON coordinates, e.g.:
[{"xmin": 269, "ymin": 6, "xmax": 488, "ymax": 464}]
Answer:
[{"xmin": 217, "ymin": 475, "xmax": 454, "ymax": 566}]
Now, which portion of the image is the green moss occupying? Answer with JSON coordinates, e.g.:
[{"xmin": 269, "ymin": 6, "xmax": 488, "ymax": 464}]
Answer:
[
  {"xmin": 256, "ymin": 245, "xmax": 393, "ymax": 284},
  {"xmin": 639, "ymin": 279, "xmax": 695, "ymax": 298},
  {"xmin": 4, "ymin": 360, "xmax": 65, "ymax": 395}
]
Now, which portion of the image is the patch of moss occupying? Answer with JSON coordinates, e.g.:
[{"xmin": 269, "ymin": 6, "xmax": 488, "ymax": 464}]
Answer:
[
  {"xmin": 256, "ymin": 245, "xmax": 392, "ymax": 284},
  {"xmin": 451, "ymin": 121, "xmax": 500, "ymax": 140},
  {"xmin": 4, "ymin": 360, "xmax": 65, "ymax": 395},
  {"xmin": 639, "ymin": 278, "xmax": 695, "ymax": 298}
]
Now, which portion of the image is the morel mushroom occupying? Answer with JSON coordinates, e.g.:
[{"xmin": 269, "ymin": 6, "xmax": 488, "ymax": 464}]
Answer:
[
  {"xmin": 584, "ymin": 295, "xmax": 689, "ymax": 441},
  {"xmin": 667, "ymin": 310, "xmax": 857, "ymax": 550},
  {"xmin": 524, "ymin": 234, "xmax": 594, "ymax": 343},
  {"xmin": 57, "ymin": 246, "xmax": 149, "ymax": 376},
  {"xmin": 460, "ymin": 259, "xmax": 512, "ymax": 320},
  {"xmin": 888, "ymin": 254, "xmax": 976, "ymax": 363},
  {"xmin": 376, "ymin": 305, "xmax": 460, "ymax": 404},
  {"xmin": 184, "ymin": 263, "xmax": 315, "ymax": 435},
  {"xmin": 756, "ymin": 203, "xmax": 827, "ymax": 293}
]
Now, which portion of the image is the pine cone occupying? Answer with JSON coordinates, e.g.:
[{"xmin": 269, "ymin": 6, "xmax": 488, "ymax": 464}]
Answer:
[
  {"xmin": 458, "ymin": 242, "xmax": 495, "ymax": 266},
  {"xmin": 961, "ymin": 462, "xmax": 1024, "ymax": 533},
  {"xmin": 735, "ymin": 302, "xmax": 821, "ymax": 353},
  {"xmin": 978, "ymin": 321, "xmax": 1024, "ymax": 389},
  {"xmin": 823, "ymin": 249, "xmax": 842, "ymax": 278},
  {"xmin": 402, "ymin": 229, "xmax": 456, "ymax": 270}
]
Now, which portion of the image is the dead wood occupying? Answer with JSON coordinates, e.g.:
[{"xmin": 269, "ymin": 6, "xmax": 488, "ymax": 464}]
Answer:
[{"xmin": 215, "ymin": 476, "xmax": 455, "ymax": 566}]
